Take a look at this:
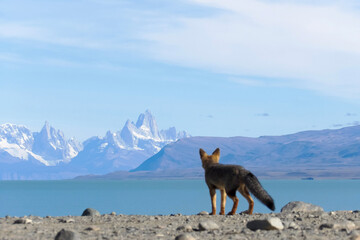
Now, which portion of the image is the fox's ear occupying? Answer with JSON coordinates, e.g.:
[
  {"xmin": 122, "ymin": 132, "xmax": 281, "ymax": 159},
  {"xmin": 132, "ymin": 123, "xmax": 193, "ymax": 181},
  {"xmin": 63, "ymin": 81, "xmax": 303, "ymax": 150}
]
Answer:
[
  {"xmin": 212, "ymin": 148, "xmax": 220, "ymax": 157},
  {"xmin": 199, "ymin": 148, "xmax": 207, "ymax": 158}
]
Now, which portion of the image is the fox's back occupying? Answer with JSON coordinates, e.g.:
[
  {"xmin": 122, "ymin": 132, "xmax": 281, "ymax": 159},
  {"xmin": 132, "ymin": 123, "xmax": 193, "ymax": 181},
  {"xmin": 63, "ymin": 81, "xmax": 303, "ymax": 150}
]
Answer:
[{"xmin": 204, "ymin": 163, "xmax": 249, "ymax": 190}]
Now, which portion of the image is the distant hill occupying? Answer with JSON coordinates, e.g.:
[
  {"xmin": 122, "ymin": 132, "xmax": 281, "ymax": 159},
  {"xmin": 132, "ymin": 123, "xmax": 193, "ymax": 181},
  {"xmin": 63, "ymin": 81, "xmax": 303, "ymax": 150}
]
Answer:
[{"xmin": 124, "ymin": 126, "xmax": 360, "ymax": 179}]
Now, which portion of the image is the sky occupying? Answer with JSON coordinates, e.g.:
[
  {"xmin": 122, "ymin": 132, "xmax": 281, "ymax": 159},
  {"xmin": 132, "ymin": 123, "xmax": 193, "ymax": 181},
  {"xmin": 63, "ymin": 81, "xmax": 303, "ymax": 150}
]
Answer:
[{"xmin": 1, "ymin": 0, "xmax": 360, "ymax": 141}]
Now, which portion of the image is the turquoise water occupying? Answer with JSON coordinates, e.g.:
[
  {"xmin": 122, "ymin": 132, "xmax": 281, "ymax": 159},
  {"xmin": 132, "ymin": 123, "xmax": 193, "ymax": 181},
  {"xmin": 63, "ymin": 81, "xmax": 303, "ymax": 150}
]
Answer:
[{"xmin": 0, "ymin": 180, "xmax": 359, "ymax": 217}]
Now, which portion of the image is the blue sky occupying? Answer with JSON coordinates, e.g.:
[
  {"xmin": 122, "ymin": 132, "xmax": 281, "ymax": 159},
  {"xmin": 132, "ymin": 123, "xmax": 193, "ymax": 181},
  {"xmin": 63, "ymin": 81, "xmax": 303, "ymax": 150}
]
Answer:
[{"xmin": 1, "ymin": 0, "xmax": 360, "ymax": 141}]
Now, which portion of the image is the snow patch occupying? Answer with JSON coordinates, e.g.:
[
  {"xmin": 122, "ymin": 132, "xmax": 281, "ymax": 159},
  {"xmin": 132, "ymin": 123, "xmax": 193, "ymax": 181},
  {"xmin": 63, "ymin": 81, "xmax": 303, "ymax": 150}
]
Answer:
[
  {"xmin": 100, "ymin": 143, "xmax": 108, "ymax": 149},
  {"xmin": 0, "ymin": 138, "xmax": 29, "ymax": 160}
]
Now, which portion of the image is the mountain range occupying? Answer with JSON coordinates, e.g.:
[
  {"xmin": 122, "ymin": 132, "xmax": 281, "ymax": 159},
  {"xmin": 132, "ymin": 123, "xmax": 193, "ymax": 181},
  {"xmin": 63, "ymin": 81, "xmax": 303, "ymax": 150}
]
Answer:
[
  {"xmin": 0, "ymin": 122, "xmax": 82, "ymax": 167},
  {"xmin": 2, "ymin": 111, "xmax": 360, "ymax": 180},
  {"xmin": 0, "ymin": 110, "xmax": 190, "ymax": 179}
]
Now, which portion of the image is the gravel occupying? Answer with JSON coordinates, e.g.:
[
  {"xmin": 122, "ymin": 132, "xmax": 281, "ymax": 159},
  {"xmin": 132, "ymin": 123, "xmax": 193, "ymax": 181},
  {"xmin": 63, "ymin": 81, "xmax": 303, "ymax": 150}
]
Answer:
[{"xmin": 0, "ymin": 204, "xmax": 359, "ymax": 239}]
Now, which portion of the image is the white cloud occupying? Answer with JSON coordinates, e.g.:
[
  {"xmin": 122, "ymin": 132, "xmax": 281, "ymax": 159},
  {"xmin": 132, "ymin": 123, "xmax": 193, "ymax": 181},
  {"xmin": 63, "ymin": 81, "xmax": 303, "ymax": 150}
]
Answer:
[
  {"xmin": 143, "ymin": 0, "xmax": 360, "ymax": 99},
  {"xmin": 2, "ymin": 0, "xmax": 360, "ymax": 100}
]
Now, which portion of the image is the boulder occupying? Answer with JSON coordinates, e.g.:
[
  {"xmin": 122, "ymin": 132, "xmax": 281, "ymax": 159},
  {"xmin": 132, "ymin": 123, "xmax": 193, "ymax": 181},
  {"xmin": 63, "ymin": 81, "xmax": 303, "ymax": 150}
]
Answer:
[
  {"xmin": 281, "ymin": 201, "xmax": 324, "ymax": 213},
  {"xmin": 81, "ymin": 208, "xmax": 100, "ymax": 217}
]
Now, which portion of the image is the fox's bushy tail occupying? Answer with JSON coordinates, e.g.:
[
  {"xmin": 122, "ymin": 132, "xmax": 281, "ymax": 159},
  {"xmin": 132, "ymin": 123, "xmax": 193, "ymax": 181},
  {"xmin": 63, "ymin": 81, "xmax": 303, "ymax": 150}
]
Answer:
[{"xmin": 244, "ymin": 172, "xmax": 275, "ymax": 211}]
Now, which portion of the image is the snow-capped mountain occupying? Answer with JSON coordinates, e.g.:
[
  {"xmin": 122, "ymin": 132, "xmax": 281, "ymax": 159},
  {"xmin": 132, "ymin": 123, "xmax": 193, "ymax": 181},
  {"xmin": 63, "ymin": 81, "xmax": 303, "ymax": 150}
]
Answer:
[
  {"xmin": 119, "ymin": 110, "xmax": 190, "ymax": 152},
  {"xmin": 0, "ymin": 110, "xmax": 190, "ymax": 179},
  {"xmin": 0, "ymin": 122, "xmax": 82, "ymax": 167},
  {"xmin": 70, "ymin": 110, "xmax": 191, "ymax": 173},
  {"xmin": 32, "ymin": 122, "xmax": 82, "ymax": 164}
]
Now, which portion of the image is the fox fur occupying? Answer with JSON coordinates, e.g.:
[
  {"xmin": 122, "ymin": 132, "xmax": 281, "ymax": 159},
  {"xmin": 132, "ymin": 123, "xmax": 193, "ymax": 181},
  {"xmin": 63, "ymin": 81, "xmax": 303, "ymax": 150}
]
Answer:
[{"xmin": 200, "ymin": 148, "xmax": 275, "ymax": 215}]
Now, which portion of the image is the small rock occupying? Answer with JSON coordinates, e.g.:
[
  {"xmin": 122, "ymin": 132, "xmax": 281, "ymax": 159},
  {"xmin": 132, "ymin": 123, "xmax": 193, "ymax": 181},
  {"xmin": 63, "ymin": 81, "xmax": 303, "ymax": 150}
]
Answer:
[
  {"xmin": 54, "ymin": 229, "xmax": 80, "ymax": 240},
  {"xmin": 319, "ymin": 221, "xmax": 356, "ymax": 231},
  {"xmin": 198, "ymin": 221, "xmax": 219, "ymax": 231},
  {"xmin": 176, "ymin": 225, "xmax": 193, "ymax": 232},
  {"xmin": 197, "ymin": 211, "xmax": 209, "ymax": 216},
  {"xmin": 126, "ymin": 227, "xmax": 138, "ymax": 233},
  {"xmin": 288, "ymin": 222, "xmax": 300, "ymax": 230},
  {"xmin": 175, "ymin": 233, "xmax": 196, "ymax": 240},
  {"xmin": 247, "ymin": 217, "xmax": 284, "ymax": 231},
  {"xmin": 13, "ymin": 219, "xmax": 32, "ymax": 224},
  {"xmin": 281, "ymin": 201, "xmax": 324, "ymax": 213},
  {"xmin": 81, "ymin": 208, "xmax": 100, "ymax": 217},
  {"xmin": 110, "ymin": 212, "xmax": 116, "ymax": 216},
  {"xmin": 319, "ymin": 223, "xmax": 333, "ymax": 230},
  {"xmin": 59, "ymin": 219, "xmax": 75, "ymax": 223},
  {"xmin": 85, "ymin": 226, "xmax": 101, "ymax": 231}
]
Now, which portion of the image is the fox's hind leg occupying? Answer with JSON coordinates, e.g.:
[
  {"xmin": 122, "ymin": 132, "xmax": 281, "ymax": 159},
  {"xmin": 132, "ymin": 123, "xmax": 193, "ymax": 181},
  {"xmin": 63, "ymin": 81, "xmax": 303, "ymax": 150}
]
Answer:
[
  {"xmin": 209, "ymin": 188, "xmax": 217, "ymax": 215},
  {"xmin": 226, "ymin": 189, "xmax": 239, "ymax": 215},
  {"xmin": 238, "ymin": 185, "xmax": 254, "ymax": 215},
  {"xmin": 220, "ymin": 189, "xmax": 226, "ymax": 215}
]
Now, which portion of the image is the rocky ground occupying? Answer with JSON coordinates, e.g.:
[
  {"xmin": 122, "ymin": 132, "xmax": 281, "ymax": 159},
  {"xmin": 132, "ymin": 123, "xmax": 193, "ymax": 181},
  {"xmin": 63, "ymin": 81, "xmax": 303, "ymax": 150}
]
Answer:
[{"xmin": 0, "ymin": 202, "xmax": 359, "ymax": 240}]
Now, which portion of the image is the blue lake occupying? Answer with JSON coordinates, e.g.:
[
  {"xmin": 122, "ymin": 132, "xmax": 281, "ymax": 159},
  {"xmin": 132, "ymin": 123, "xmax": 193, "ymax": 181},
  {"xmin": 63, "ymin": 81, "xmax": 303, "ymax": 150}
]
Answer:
[{"xmin": 0, "ymin": 180, "xmax": 359, "ymax": 217}]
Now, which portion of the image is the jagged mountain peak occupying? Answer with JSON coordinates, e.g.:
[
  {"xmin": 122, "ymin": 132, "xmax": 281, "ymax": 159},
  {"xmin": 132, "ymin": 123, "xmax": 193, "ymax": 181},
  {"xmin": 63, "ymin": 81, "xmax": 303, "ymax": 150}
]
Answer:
[
  {"xmin": 123, "ymin": 119, "xmax": 136, "ymax": 128},
  {"xmin": 135, "ymin": 110, "xmax": 155, "ymax": 127},
  {"xmin": 135, "ymin": 110, "xmax": 160, "ymax": 140},
  {"xmin": 32, "ymin": 122, "xmax": 82, "ymax": 162},
  {"xmin": 37, "ymin": 122, "xmax": 65, "ymax": 146},
  {"xmin": 118, "ymin": 110, "xmax": 190, "ymax": 149}
]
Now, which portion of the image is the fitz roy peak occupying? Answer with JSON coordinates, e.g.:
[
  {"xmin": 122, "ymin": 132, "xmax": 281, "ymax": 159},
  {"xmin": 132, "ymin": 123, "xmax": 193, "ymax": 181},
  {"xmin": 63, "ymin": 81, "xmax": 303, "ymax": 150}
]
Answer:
[
  {"xmin": 119, "ymin": 110, "xmax": 189, "ymax": 151},
  {"xmin": 70, "ymin": 110, "xmax": 190, "ymax": 173}
]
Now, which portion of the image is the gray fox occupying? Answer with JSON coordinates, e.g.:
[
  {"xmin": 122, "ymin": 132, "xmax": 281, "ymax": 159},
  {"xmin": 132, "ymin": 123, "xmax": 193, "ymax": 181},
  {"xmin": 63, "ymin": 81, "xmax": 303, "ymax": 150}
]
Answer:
[{"xmin": 200, "ymin": 148, "xmax": 275, "ymax": 215}]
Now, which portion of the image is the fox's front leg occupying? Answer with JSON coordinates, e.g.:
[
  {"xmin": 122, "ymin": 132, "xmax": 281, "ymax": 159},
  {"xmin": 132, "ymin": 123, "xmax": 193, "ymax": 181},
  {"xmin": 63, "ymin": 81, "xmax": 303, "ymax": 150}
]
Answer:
[
  {"xmin": 209, "ymin": 188, "xmax": 216, "ymax": 215},
  {"xmin": 220, "ymin": 189, "xmax": 227, "ymax": 215}
]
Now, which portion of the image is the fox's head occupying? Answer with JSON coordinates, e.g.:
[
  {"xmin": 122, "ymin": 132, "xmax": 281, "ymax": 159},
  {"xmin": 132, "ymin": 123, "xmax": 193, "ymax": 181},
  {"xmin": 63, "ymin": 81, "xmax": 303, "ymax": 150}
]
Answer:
[{"xmin": 199, "ymin": 148, "xmax": 220, "ymax": 169}]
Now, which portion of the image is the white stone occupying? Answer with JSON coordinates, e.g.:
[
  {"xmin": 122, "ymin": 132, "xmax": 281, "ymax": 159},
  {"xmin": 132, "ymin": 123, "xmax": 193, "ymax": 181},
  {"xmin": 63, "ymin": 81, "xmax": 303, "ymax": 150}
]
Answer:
[
  {"xmin": 198, "ymin": 221, "xmax": 219, "ymax": 231},
  {"xmin": 247, "ymin": 217, "xmax": 284, "ymax": 231}
]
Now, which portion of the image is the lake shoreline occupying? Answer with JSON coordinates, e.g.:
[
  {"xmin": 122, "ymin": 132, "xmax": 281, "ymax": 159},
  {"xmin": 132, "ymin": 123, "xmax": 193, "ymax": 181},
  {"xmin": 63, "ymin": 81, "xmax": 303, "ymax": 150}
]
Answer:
[{"xmin": 74, "ymin": 167, "xmax": 360, "ymax": 181}]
